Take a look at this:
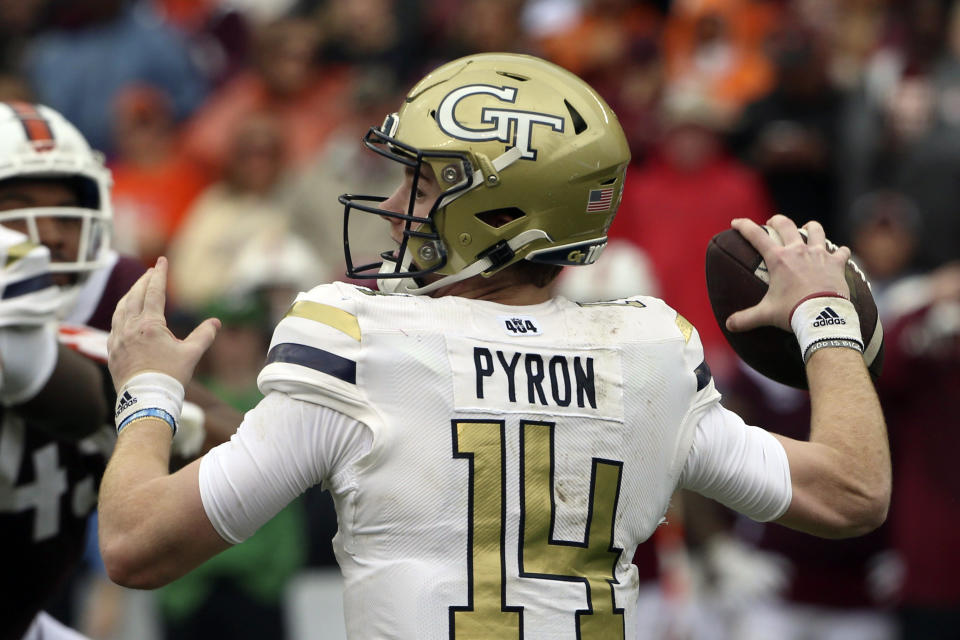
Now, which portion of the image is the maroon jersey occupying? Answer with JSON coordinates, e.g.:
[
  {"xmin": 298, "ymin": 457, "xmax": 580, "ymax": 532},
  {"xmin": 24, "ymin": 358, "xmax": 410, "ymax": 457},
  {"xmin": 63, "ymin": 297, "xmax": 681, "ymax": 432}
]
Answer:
[
  {"xmin": 0, "ymin": 413, "xmax": 110, "ymax": 639},
  {"xmin": 69, "ymin": 254, "xmax": 146, "ymax": 332},
  {"xmin": 0, "ymin": 254, "xmax": 145, "ymax": 639},
  {"xmin": 724, "ymin": 368, "xmax": 891, "ymax": 609},
  {"xmin": 880, "ymin": 304, "xmax": 960, "ymax": 607}
]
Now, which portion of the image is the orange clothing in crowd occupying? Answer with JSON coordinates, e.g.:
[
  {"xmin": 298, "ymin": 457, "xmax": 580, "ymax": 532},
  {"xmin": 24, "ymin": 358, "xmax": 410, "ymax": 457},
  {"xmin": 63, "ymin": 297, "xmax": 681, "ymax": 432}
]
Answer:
[
  {"xmin": 537, "ymin": 4, "xmax": 662, "ymax": 77},
  {"xmin": 661, "ymin": 0, "xmax": 782, "ymax": 117},
  {"xmin": 179, "ymin": 66, "xmax": 353, "ymax": 174},
  {"xmin": 110, "ymin": 156, "xmax": 212, "ymax": 265}
]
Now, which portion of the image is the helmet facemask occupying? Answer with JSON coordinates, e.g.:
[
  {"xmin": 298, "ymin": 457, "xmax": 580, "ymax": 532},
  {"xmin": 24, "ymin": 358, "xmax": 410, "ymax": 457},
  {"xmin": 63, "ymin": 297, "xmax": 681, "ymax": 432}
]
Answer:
[{"xmin": 339, "ymin": 114, "xmax": 475, "ymax": 294}]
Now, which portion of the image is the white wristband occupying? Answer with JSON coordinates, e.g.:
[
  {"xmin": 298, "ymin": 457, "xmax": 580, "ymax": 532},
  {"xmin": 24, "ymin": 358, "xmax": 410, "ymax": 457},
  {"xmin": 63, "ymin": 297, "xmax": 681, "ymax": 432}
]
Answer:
[
  {"xmin": 790, "ymin": 296, "xmax": 863, "ymax": 364},
  {"xmin": 115, "ymin": 372, "xmax": 185, "ymax": 436}
]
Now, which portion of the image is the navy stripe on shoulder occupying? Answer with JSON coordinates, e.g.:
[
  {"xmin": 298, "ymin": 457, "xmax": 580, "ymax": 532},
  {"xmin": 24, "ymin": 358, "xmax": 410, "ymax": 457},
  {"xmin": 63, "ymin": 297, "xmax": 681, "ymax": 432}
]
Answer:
[
  {"xmin": 694, "ymin": 360, "xmax": 712, "ymax": 392},
  {"xmin": 2, "ymin": 273, "xmax": 54, "ymax": 299},
  {"xmin": 266, "ymin": 342, "xmax": 357, "ymax": 385}
]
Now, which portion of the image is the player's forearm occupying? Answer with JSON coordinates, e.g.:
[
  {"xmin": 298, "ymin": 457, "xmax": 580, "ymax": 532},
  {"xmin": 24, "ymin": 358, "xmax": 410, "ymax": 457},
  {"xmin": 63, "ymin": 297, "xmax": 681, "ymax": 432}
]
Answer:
[
  {"xmin": 98, "ymin": 419, "xmax": 173, "ymax": 585},
  {"xmin": 98, "ymin": 419, "xmax": 223, "ymax": 589},
  {"xmin": 776, "ymin": 348, "xmax": 890, "ymax": 537}
]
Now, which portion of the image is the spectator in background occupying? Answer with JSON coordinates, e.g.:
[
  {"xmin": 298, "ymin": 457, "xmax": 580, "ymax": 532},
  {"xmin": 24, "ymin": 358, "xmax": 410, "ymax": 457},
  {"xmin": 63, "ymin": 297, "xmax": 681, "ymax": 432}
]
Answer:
[
  {"xmin": 931, "ymin": 1, "xmax": 960, "ymax": 130},
  {"xmin": 180, "ymin": 14, "xmax": 352, "ymax": 174},
  {"xmin": 533, "ymin": 0, "xmax": 661, "ymax": 78},
  {"xmin": 846, "ymin": 190, "xmax": 921, "ymax": 317},
  {"xmin": 0, "ymin": 71, "xmax": 34, "ymax": 102},
  {"xmin": 532, "ymin": 0, "xmax": 666, "ymax": 160},
  {"xmin": 439, "ymin": 0, "xmax": 531, "ymax": 62},
  {"xmin": 609, "ymin": 88, "xmax": 770, "ymax": 383},
  {"xmin": 278, "ymin": 68, "xmax": 405, "ymax": 283},
  {"xmin": 878, "ymin": 261, "xmax": 960, "ymax": 640},
  {"xmin": 152, "ymin": 0, "xmax": 254, "ymax": 88},
  {"xmin": 661, "ymin": 0, "xmax": 781, "ymax": 126},
  {"xmin": 21, "ymin": 0, "xmax": 208, "ymax": 155},
  {"xmin": 157, "ymin": 294, "xmax": 308, "ymax": 640},
  {"xmin": 844, "ymin": 67, "xmax": 960, "ymax": 272},
  {"xmin": 109, "ymin": 85, "xmax": 212, "ymax": 267},
  {"xmin": 318, "ymin": 0, "xmax": 423, "ymax": 82},
  {"xmin": 890, "ymin": 107, "xmax": 960, "ymax": 272},
  {"xmin": 820, "ymin": 0, "xmax": 891, "ymax": 91},
  {"xmin": 712, "ymin": 364, "xmax": 895, "ymax": 640},
  {"xmin": 729, "ymin": 24, "xmax": 845, "ymax": 239},
  {"xmin": 839, "ymin": 0, "xmax": 960, "ymax": 268},
  {"xmin": 168, "ymin": 111, "xmax": 293, "ymax": 310},
  {"xmin": 0, "ymin": 0, "xmax": 48, "ymax": 73},
  {"xmin": 228, "ymin": 232, "xmax": 328, "ymax": 326}
]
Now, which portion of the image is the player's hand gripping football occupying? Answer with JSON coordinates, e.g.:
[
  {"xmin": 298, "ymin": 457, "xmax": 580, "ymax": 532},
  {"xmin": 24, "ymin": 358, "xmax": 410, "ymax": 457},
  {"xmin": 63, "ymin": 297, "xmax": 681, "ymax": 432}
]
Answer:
[
  {"xmin": 726, "ymin": 215, "xmax": 851, "ymax": 333},
  {"xmin": 108, "ymin": 257, "xmax": 220, "ymax": 391}
]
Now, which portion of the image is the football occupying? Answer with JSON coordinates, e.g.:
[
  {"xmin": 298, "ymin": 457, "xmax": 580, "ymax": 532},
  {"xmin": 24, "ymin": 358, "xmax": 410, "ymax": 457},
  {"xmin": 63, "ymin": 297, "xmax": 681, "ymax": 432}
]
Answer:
[{"xmin": 705, "ymin": 226, "xmax": 884, "ymax": 389}]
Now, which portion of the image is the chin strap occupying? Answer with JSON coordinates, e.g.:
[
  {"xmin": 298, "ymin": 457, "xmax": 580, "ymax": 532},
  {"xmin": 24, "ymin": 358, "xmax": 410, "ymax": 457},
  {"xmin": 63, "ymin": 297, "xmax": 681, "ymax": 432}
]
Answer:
[{"xmin": 389, "ymin": 229, "xmax": 552, "ymax": 296}]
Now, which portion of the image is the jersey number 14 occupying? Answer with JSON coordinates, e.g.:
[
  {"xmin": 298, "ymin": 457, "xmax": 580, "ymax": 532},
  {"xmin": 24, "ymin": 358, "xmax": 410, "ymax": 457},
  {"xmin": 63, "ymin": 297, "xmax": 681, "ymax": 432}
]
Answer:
[{"xmin": 451, "ymin": 419, "xmax": 625, "ymax": 639}]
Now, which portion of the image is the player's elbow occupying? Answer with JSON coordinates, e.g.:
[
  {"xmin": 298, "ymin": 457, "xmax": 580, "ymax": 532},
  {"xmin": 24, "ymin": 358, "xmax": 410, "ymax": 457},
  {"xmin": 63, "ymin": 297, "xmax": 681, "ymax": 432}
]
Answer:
[
  {"xmin": 839, "ymin": 482, "xmax": 890, "ymax": 537},
  {"xmin": 780, "ymin": 463, "xmax": 891, "ymax": 539},
  {"xmin": 816, "ymin": 480, "xmax": 891, "ymax": 539},
  {"xmin": 101, "ymin": 536, "xmax": 174, "ymax": 590}
]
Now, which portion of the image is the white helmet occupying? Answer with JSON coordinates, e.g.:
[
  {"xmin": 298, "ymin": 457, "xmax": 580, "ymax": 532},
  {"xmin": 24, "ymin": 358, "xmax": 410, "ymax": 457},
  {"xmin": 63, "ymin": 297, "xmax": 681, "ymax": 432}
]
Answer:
[{"xmin": 0, "ymin": 102, "xmax": 112, "ymax": 277}]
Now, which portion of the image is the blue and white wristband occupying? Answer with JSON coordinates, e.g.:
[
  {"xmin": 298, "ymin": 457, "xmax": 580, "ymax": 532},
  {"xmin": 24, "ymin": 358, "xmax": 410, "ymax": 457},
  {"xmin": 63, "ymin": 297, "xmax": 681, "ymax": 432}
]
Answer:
[{"xmin": 114, "ymin": 372, "xmax": 185, "ymax": 436}]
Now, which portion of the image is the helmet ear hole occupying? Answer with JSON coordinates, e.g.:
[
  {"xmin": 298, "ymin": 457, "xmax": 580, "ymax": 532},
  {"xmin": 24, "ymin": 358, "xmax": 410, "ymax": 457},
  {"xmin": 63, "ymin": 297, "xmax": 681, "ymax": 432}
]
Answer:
[{"xmin": 475, "ymin": 207, "xmax": 525, "ymax": 229}]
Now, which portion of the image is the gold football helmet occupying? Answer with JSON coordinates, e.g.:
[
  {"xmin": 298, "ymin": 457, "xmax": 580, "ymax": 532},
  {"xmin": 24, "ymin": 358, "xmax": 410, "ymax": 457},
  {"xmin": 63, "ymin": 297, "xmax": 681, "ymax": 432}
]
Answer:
[{"xmin": 339, "ymin": 53, "xmax": 631, "ymax": 294}]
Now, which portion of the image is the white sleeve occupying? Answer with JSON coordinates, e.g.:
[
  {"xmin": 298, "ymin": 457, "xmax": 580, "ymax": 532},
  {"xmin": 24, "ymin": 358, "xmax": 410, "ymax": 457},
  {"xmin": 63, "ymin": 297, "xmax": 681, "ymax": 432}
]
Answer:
[
  {"xmin": 0, "ymin": 322, "xmax": 57, "ymax": 406},
  {"xmin": 679, "ymin": 403, "xmax": 792, "ymax": 522},
  {"xmin": 198, "ymin": 391, "xmax": 372, "ymax": 544}
]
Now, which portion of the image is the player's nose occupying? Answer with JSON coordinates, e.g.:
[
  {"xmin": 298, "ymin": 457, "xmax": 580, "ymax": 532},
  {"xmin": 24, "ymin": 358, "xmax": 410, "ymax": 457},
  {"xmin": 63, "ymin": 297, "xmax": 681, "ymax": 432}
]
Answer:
[
  {"xmin": 35, "ymin": 217, "xmax": 65, "ymax": 249},
  {"xmin": 378, "ymin": 184, "xmax": 405, "ymax": 217}
]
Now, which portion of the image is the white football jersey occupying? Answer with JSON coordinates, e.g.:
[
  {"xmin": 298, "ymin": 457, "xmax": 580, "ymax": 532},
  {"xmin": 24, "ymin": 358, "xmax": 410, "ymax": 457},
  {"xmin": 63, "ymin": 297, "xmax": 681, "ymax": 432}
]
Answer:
[{"xmin": 258, "ymin": 281, "xmax": 720, "ymax": 640}]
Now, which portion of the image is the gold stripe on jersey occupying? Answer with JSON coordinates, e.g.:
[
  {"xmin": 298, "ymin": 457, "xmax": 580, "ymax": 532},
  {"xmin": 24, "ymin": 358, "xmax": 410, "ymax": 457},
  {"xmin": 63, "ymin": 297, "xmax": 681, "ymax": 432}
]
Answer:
[
  {"xmin": 674, "ymin": 312, "xmax": 694, "ymax": 344},
  {"xmin": 285, "ymin": 300, "xmax": 361, "ymax": 341}
]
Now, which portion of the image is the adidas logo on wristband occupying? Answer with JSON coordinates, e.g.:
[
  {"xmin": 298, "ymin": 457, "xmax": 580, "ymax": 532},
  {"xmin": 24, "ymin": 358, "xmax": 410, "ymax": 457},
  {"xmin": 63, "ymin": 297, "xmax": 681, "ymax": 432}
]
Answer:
[
  {"xmin": 115, "ymin": 390, "xmax": 138, "ymax": 417},
  {"xmin": 812, "ymin": 307, "xmax": 846, "ymax": 327}
]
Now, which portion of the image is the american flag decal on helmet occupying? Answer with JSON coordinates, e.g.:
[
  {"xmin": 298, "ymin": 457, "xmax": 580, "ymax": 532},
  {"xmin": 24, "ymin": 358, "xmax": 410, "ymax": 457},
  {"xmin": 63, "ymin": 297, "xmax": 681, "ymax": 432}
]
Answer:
[
  {"xmin": 586, "ymin": 187, "xmax": 613, "ymax": 212},
  {"xmin": 8, "ymin": 102, "xmax": 54, "ymax": 151}
]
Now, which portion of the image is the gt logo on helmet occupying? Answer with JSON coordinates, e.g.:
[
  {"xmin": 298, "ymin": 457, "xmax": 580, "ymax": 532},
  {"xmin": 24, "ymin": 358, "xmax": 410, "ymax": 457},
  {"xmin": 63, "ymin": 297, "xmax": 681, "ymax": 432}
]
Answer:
[{"xmin": 436, "ymin": 85, "xmax": 564, "ymax": 160}]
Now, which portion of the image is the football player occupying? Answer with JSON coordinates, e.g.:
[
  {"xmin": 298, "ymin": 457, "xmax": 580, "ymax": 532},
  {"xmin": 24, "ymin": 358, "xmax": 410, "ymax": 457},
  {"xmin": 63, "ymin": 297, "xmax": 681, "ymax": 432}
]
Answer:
[
  {"xmin": 99, "ymin": 54, "xmax": 889, "ymax": 640},
  {"xmin": 0, "ymin": 222, "xmax": 111, "ymax": 640},
  {"xmin": 0, "ymin": 102, "xmax": 239, "ymax": 640}
]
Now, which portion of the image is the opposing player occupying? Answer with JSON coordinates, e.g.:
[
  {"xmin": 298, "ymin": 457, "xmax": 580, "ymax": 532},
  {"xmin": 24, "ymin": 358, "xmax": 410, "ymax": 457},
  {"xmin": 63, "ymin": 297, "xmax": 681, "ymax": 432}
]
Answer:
[
  {"xmin": 0, "ymin": 101, "xmax": 238, "ymax": 640},
  {"xmin": 0, "ymin": 223, "xmax": 111, "ymax": 640},
  {"xmin": 99, "ymin": 54, "xmax": 889, "ymax": 640}
]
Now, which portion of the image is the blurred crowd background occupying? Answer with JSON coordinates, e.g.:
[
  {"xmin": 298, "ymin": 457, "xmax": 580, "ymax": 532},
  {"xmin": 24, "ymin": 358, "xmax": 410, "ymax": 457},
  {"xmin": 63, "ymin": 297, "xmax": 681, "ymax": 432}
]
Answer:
[{"xmin": 3, "ymin": 0, "xmax": 957, "ymax": 638}]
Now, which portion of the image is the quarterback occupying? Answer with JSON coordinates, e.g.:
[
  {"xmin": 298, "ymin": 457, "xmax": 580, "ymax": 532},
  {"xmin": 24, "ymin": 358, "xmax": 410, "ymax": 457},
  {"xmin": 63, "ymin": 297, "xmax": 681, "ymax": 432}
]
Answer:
[{"xmin": 99, "ymin": 54, "xmax": 889, "ymax": 640}]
